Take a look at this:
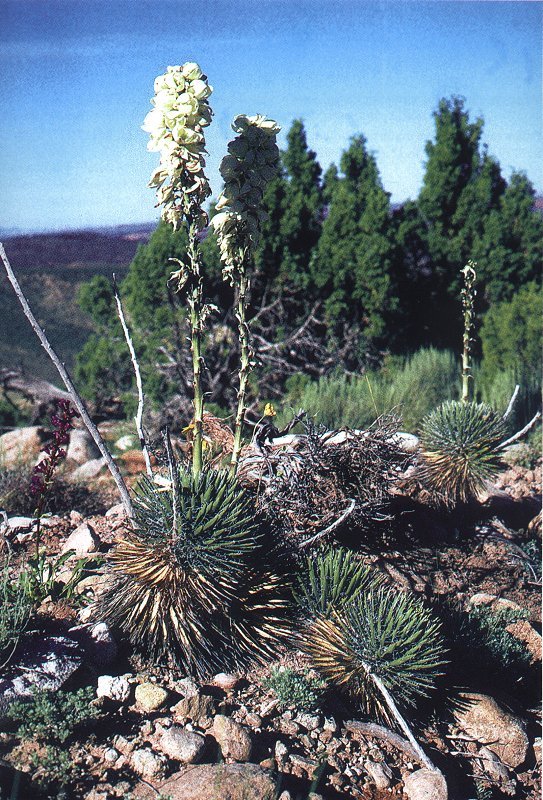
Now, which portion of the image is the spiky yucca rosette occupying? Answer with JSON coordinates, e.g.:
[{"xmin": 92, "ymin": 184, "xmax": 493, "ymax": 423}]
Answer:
[
  {"xmin": 301, "ymin": 587, "xmax": 446, "ymax": 725},
  {"xmin": 98, "ymin": 467, "xmax": 291, "ymax": 677},
  {"xmin": 420, "ymin": 400, "xmax": 507, "ymax": 505}
]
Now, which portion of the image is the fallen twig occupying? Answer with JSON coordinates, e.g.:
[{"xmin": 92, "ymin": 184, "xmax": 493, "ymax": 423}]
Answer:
[
  {"xmin": 0, "ymin": 242, "xmax": 134, "ymax": 520},
  {"xmin": 113, "ymin": 274, "xmax": 153, "ymax": 478},
  {"xmin": 499, "ymin": 410, "xmax": 541, "ymax": 449},
  {"xmin": 299, "ymin": 499, "xmax": 356, "ymax": 549},
  {"xmin": 345, "ymin": 720, "xmax": 438, "ymax": 770}
]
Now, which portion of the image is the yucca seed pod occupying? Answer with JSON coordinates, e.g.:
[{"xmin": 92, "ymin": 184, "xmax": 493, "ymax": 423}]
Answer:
[
  {"xmin": 294, "ymin": 547, "xmax": 380, "ymax": 619},
  {"xmin": 301, "ymin": 586, "xmax": 447, "ymax": 725},
  {"xmin": 97, "ymin": 466, "xmax": 291, "ymax": 677},
  {"xmin": 420, "ymin": 400, "xmax": 507, "ymax": 505}
]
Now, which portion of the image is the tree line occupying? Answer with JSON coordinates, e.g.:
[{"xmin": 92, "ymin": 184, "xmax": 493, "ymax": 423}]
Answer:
[{"xmin": 75, "ymin": 96, "xmax": 542, "ymax": 421}]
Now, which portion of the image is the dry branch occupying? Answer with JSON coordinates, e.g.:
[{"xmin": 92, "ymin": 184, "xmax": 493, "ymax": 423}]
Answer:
[
  {"xmin": 113, "ymin": 273, "xmax": 153, "ymax": 478},
  {"xmin": 0, "ymin": 242, "xmax": 134, "ymax": 520}
]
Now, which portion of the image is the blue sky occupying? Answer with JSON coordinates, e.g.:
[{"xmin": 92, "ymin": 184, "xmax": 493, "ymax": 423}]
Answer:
[{"xmin": 0, "ymin": 0, "xmax": 541, "ymax": 232}]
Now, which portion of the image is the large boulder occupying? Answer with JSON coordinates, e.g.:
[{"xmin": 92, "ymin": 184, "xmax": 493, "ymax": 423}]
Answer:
[
  {"xmin": 66, "ymin": 429, "xmax": 101, "ymax": 465},
  {"xmin": 454, "ymin": 693, "xmax": 528, "ymax": 768},
  {"xmin": 138, "ymin": 764, "xmax": 277, "ymax": 800},
  {"xmin": 0, "ymin": 426, "xmax": 49, "ymax": 468}
]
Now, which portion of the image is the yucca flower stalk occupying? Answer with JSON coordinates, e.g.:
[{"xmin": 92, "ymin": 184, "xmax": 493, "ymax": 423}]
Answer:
[
  {"xmin": 461, "ymin": 260, "xmax": 477, "ymax": 403},
  {"xmin": 143, "ymin": 63, "xmax": 213, "ymax": 476},
  {"xmin": 211, "ymin": 115, "xmax": 281, "ymax": 472}
]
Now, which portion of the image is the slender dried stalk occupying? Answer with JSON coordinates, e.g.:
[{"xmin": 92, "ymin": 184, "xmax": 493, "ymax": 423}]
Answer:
[
  {"xmin": 461, "ymin": 261, "xmax": 477, "ymax": 404},
  {"xmin": 112, "ymin": 274, "xmax": 152, "ymax": 478},
  {"xmin": 231, "ymin": 259, "xmax": 252, "ymax": 473},
  {"xmin": 0, "ymin": 243, "xmax": 134, "ymax": 520},
  {"xmin": 186, "ymin": 214, "xmax": 205, "ymax": 478}
]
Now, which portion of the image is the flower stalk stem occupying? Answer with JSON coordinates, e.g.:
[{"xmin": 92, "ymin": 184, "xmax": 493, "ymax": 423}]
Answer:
[
  {"xmin": 231, "ymin": 254, "xmax": 251, "ymax": 473},
  {"xmin": 461, "ymin": 261, "xmax": 477, "ymax": 404},
  {"xmin": 186, "ymin": 215, "xmax": 205, "ymax": 477}
]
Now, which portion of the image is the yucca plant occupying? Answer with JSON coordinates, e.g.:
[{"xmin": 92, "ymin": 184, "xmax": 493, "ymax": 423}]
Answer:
[
  {"xmin": 98, "ymin": 465, "xmax": 292, "ymax": 677},
  {"xmin": 301, "ymin": 586, "xmax": 447, "ymax": 770},
  {"xmin": 420, "ymin": 400, "xmax": 507, "ymax": 505},
  {"xmin": 294, "ymin": 547, "xmax": 379, "ymax": 618}
]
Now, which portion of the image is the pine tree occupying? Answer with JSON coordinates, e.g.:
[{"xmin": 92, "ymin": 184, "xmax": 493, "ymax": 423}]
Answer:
[{"xmin": 312, "ymin": 135, "xmax": 399, "ymax": 354}]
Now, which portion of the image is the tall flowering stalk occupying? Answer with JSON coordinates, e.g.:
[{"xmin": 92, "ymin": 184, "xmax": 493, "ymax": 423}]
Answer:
[
  {"xmin": 211, "ymin": 115, "xmax": 281, "ymax": 471},
  {"xmin": 142, "ymin": 63, "xmax": 213, "ymax": 476},
  {"xmin": 460, "ymin": 261, "xmax": 477, "ymax": 403},
  {"xmin": 30, "ymin": 399, "xmax": 77, "ymax": 555}
]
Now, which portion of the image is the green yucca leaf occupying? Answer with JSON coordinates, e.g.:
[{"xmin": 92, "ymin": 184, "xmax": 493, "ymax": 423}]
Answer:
[
  {"xmin": 420, "ymin": 400, "xmax": 507, "ymax": 505},
  {"xmin": 294, "ymin": 547, "xmax": 379, "ymax": 618},
  {"xmin": 98, "ymin": 465, "xmax": 291, "ymax": 677},
  {"xmin": 301, "ymin": 586, "xmax": 447, "ymax": 725}
]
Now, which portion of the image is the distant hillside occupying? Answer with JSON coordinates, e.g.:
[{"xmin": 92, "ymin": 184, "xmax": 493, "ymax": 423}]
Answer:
[{"xmin": 0, "ymin": 224, "xmax": 155, "ymax": 383}]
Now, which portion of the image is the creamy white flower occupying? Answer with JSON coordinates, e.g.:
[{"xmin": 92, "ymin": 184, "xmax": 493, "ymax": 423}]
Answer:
[{"xmin": 143, "ymin": 63, "xmax": 213, "ymax": 229}]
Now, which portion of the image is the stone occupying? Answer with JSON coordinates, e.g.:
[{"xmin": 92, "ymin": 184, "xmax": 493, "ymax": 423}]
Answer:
[
  {"xmin": 69, "ymin": 457, "xmax": 107, "ymax": 482},
  {"xmin": 6, "ymin": 516, "xmax": 36, "ymax": 533},
  {"xmin": 365, "ymin": 759, "xmax": 393, "ymax": 789},
  {"xmin": 245, "ymin": 712, "xmax": 262, "ymax": 728},
  {"xmin": 275, "ymin": 740, "xmax": 288, "ymax": 761},
  {"xmin": 66, "ymin": 429, "xmax": 101, "ymax": 464},
  {"xmin": 479, "ymin": 747, "xmax": 516, "ymax": 796},
  {"xmin": 114, "ymin": 434, "xmax": 136, "ymax": 451},
  {"xmin": 505, "ymin": 619, "xmax": 541, "ymax": 662},
  {"xmin": 175, "ymin": 677, "xmax": 200, "ymax": 697},
  {"xmin": 213, "ymin": 672, "xmax": 239, "ymax": 691},
  {"xmin": 157, "ymin": 726, "xmax": 205, "ymax": 763},
  {"xmin": 289, "ymin": 753, "xmax": 318, "ymax": 777},
  {"xmin": 404, "ymin": 768, "xmax": 447, "ymax": 800},
  {"xmin": 454, "ymin": 693, "xmax": 528, "ymax": 768},
  {"xmin": 103, "ymin": 747, "xmax": 120, "ymax": 764},
  {"xmin": 213, "ymin": 714, "xmax": 253, "ymax": 762},
  {"xmin": 97, "ymin": 675, "xmax": 131, "ymax": 703},
  {"xmin": 0, "ymin": 426, "xmax": 49, "ymax": 467},
  {"xmin": 105, "ymin": 503, "xmax": 127, "ymax": 518},
  {"xmin": 468, "ymin": 593, "xmax": 523, "ymax": 613},
  {"xmin": 0, "ymin": 634, "xmax": 81, "ymax": 719},
  {"xmin": 296, "ymin": 712, "xmax": 321, "ymax": 731},
  {"xmin": 61, "ymin": 522, "xmax": 100, "ymax": 557},
  {"xmin": 135, "ymin": 682, "xmax": 168, "ymax": 712},
  {"xmin": 172, "ymin": 694, "xmax": 216, "ymax": 725},
  {"xmin": 86, "ymin": 621, "xmax": 117, "ymax": 666},
  {"xmin": 154, "ymin": 763, "xmax": 277, "ymax": 800},
  {"xmin": 130, "ymin": 748, "xmax": 163, "ymax": 779}
]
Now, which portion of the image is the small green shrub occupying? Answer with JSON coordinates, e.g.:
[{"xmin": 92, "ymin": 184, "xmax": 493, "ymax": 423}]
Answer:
[
  {"xmin": 459, "ymin": 604, "xmax": 532, "ymax": 672},
  {"xmin": 0, "ymin": 561, "xmax": 31, "ymax": 668},
  {"xmin": 420, "ymin": 400, "xmax": 507, "ymax": 505},
  {"xmin": 30, "ymin": 745, "xmax": 77, "ymax": 789},
  {"xmin": 263, "ymin": 667, "xmax": 325, "ymax": 711},
  {"xmin": 7, "ymin": 686, "xmax": 97, "ymax": 744}
]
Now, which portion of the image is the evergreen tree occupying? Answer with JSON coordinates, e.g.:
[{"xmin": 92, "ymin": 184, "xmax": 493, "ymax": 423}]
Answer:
[{"xmin": 312, "ymin": 135, "xmax": 399, "ymax": 354}]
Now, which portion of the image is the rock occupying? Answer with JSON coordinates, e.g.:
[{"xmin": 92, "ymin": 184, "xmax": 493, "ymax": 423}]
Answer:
[
  {"xmin": 61, "ymin": 522, "xmax": 100, "ymax": 557},
  {"xmin": 245, "ymin": 712, "xmax": 262, "ymax": 728},
  {"xmin": 86, "ymin": 621, "xmax": 117, "ymax": 666},
  {"xmin": 6, "ymin": 516, "xmax": 36, "ymax": 533},
  {"xmin": 289, "ymin": 753, "xmax": 318, "ymax": 777},
  {"xmin": 468, "ymin": 593, "xmax": 523, "ymax": 613},
  {"xmin": 69, "ymin": 457, "xmax": 107, "ymax": 482},
  {"xmin": 275, "ymin": 740, "xmax": 288, "ymax": 761},
  {"xmin": 0, "ymin": 426, "xmax": 49, "ymax": 467},
  {"xmin": 130, "ymin": 748, "xmax": 163, "ymax": 779},
  {"xmin": 505, "ymin": 619, "xmax": 541, "ymax": 662},
  {"xmin": 479, "ymin": 746, "xmax": 516, "ymax": 795},
  {"xmin": 404, "ymin": 768, "xmax": 447, "ymax": 800},
  {"xmin": 0, "ymin": 634, "xmax": 81, "ymax": 719},
  {"xmin": 157, "ymin": 726, "xmax": 205, "ymax": 763},
  {"xmin": 105, "ymin": 503, "xmax": 127, "ymax": 518},
  {"xmin": 212, "ymin": 714, "xmax": 253, "ymax": 762},
  {"xmin": 97, "ymin": 675, "xmax": 131, "ymax": 703},
  {"xmin": 114, "ymin": 434, "xmax": 136, "ymax": 451},
  {"xmin": 365, "ymin": 759, "xmax": 393, "ymax": 789},
  {"xmin": 66, "ymin": 429, "xmax": 101, "ymax": 464},
  {"xmin": 103, "ymin": 747, "xmax": 120, "ymax": 764},
  {"xmin": 135, "ymin": 682, "xmax": 168, "ymax": 712},
  {"xmin": 172, "ymin": 694, "xmax": 216, "ymax": 725},
  {"xmin": 213, "ymin": 672, "xmax": 239, "ymax": 691},
  {"xmin": 175, "ymin": 677, "xmax": 200, "ymax": 697},
  {"xmin": 296, "ymin": 712, "xmax": 321, "ymax": 731},
  {"xmin": 156, "ymin": 764, "xmax": 277, "ymax": 800},
  {"xmin": 454, "ymin": 693, "xmax": 528, "ymax": 768}
]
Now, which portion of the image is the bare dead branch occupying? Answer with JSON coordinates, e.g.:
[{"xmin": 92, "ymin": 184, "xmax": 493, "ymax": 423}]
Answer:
[
  {"xmin": 113, "ymin": 273, "xmax": 153, "ymax": 478},
  {"xmin": 0, "ymin": 242, "xmax": 134, "ymax": 520},
  {"xmin": 503, "ymin": 384, "xmax": 520, "ymax": 420},
  {"xmin": 499, "ymin": 410, "xmax": 541, "ymax": 449},
  {"xmin": 299, "ymin": 499, "xmax": 356, "ymax": 549}
]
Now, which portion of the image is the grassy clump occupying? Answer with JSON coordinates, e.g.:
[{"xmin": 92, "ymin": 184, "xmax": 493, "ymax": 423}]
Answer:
[
  {"xmin": 264, "ymin": 667, "xmax": 325, "ymax": 712},
  {"xmin": 420, "ymin": 400, "xmax": 507, "ymax": 505},
  {"xmin": 98, "ymin": 465, "xmax": 292, "ymax": 678},
  {"xmin": 0, "ymin": 561, "xmax": 31, "ymax": 669},
  {"xmin": 280, "ymin": 348, "xmax": 459, "ymax": 432}
]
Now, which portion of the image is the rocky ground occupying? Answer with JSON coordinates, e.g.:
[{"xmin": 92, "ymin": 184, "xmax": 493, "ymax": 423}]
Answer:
[{"xmin": 0, "ymin": 424, "xmax": 541, "ymax": 800}]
